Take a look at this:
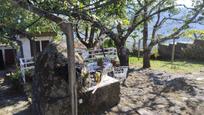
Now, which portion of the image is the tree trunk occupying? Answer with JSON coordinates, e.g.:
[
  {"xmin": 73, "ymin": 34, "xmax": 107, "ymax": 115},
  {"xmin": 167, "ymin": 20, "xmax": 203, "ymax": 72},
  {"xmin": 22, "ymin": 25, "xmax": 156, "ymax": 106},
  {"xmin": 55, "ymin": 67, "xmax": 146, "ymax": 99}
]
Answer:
[
  {"xmin": 143, "ymin": 49, "xmax": 151, "ymax": 68},
  {"xmin": 117, "ymin": 46, "xmax": 129, "ymax": 66},
  {"xmin": 142, "ymin": 0, "xmax": 150, "ymax": 68}
]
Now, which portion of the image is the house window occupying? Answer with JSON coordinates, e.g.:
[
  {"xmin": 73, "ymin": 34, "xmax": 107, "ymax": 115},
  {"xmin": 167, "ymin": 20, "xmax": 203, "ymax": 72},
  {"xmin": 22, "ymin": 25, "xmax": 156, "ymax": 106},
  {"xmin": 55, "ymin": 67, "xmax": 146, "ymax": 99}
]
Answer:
[
  {"xmin": 31, "ymin": 40, "xmax": 50, "ymax": 56},
  {"xmin": 42, "ymin": 40, "xmax": 50, "ymax": 50},
  {"xmin": 35, "ymin": 41, "xmax": 41, "ymax": 54}
]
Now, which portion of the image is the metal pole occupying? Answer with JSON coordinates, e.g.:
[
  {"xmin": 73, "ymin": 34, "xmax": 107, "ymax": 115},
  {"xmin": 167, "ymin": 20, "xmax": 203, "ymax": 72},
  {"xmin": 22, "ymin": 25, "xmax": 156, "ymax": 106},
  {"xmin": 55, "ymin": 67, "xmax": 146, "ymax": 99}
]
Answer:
[
  {"xmin": 171, "ymin": 37, "xmax": 176, "ymax": 68},
  {"xmin": 138, "ymin": 39, "xmax": 141, "ymax": 60},
  {"xmin": 63, "ymin": 22, "xmax": 78, "ymax": 115}
]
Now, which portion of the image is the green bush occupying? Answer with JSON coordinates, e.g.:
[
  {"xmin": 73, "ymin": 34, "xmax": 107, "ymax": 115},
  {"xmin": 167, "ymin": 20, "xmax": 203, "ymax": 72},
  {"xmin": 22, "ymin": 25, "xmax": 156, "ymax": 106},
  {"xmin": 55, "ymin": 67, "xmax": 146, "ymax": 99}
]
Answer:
[
  {"xmin": 8, "ymin": 69, "xmax": 23, "ymax": 91},
  {"xmin": 103, "ymin": 39, "xmax": 115, "ymax": 48},
  {"xmin": 25, "ymin": 70, "xmax": 33, "ymax": 82}
]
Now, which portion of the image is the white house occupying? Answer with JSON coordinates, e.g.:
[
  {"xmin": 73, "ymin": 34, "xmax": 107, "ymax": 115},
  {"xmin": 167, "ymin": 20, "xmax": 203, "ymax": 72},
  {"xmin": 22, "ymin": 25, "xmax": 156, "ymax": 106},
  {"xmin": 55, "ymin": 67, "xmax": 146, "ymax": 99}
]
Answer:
[
  {"xmin": 19, "ymin": 32, "xmax": 56, "ymax": 59},
  {"xmin": 0, "ymin": 32, "xmax": 56, "ymax": 69}
]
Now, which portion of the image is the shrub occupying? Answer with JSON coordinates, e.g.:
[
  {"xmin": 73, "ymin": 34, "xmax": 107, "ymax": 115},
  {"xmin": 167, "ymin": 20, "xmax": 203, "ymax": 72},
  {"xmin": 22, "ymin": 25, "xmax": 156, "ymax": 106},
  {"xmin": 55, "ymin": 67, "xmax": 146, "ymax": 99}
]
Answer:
[
  {"xmin": 25, "ymin": 70, "xmax": 33, "ymax": 82},
  {"xmin": 8, "ymin": 69, "xmax": 23, "ymax": 91}
]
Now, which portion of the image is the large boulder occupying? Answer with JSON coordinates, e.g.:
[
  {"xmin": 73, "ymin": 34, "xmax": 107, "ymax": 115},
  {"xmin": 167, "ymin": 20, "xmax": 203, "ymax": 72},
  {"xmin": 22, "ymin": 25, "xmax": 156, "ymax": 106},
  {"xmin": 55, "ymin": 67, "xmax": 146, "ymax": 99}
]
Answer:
[{"xmin": 32, "ymin": 44, "xmax": 71, "ymax": 115}]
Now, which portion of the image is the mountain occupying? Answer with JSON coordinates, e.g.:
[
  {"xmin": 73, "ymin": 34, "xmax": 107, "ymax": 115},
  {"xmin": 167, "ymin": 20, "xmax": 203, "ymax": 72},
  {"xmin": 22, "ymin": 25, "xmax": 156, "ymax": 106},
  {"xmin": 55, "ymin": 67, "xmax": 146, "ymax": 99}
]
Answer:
[{"xmin": 126, "ymin": 7, "xmax": 203, "ymax": 50}]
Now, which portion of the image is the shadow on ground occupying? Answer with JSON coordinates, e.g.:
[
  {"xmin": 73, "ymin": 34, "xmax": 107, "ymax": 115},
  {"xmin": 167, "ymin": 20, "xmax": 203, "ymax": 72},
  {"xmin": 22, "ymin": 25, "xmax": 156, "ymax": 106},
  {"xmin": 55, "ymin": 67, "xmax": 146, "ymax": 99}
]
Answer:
[
  {"xmin": 101, "ymin": 69, "xmax": 204, "ymax": 114},
  {"xmin": 0, "ymin": 75, "xmax": 30, "ymax": 115}
]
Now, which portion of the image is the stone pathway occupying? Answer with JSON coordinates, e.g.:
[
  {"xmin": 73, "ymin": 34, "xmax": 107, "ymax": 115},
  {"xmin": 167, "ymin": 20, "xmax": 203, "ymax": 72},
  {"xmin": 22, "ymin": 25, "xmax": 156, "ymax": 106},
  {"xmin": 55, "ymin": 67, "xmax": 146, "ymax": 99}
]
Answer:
[
  {"xmin": 105, "ymin": 68, "xmax": 204, "ymax": 115},
  {"xmin": 1, "ymin": 67, "xmax": 204, "ymax": 115}
]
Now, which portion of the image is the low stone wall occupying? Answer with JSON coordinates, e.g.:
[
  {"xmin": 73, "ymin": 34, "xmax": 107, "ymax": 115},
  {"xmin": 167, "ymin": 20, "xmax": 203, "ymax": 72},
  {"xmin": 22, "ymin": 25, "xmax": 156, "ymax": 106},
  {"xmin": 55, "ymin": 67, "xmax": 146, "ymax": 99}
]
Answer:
[
  {"xmin": 158, "ymin": 40, "xmax": 204, "ymax": 60},
  {"xmin": 79, "ymin": 77, "xmax": 120, "ymax": 114},
  {"xmin": 194, "ymin": 39, "xmax": 204, "ymax": 46}
]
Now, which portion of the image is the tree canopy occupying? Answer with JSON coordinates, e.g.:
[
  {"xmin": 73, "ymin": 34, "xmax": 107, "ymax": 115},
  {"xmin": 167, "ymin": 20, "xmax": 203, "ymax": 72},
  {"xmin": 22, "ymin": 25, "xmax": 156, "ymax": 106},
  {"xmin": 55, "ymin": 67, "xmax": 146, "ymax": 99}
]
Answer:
[
  {"xmin": 1, "ymin": 0, "xmax": 203, "ymax": 66},
  {"xmin": 0, "ymin": 0, "xmax": 57, "ymax": 41}
]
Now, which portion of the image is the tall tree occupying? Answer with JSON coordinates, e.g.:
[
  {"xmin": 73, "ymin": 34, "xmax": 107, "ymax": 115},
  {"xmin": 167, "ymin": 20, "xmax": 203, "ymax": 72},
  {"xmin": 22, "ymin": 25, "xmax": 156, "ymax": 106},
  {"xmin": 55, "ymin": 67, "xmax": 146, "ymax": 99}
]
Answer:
[
  {"xmin": 142, "ymin": 0, "xmax": 150, "ymax": 68},
  {"xmin": 75, "ymin": 21, "xmax": 103, "ymax": 49},
  {"xmin": 10, "ymin": 0, "xmax": 204, "ymax": 67},
  {"xmin": 141, "ymin": 0, "xmax": 204, "ymax": 68}
]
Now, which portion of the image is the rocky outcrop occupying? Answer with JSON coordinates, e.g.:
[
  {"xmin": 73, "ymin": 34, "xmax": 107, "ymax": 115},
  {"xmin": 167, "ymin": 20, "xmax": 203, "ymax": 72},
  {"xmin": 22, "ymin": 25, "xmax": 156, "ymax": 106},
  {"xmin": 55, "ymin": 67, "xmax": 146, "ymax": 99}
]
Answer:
[{"xmin": 32, "ymin": 44, "xmax": 71, "ymax": 115}]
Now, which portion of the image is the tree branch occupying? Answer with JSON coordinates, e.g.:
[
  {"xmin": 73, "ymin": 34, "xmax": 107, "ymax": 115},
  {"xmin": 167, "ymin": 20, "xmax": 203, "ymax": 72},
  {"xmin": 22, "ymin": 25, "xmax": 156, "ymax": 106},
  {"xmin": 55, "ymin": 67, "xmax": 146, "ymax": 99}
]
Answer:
[
  {"xmin": 152, "ymin": 7, "xmax": 161, "ymax": 41},
  {"xmin": 89, "ymin": 25, "xmax": 96, "ymax": 44},
  {"xmin": 0, "ymin": 23, "xmax": 32, "ymax": 38},
  {"xmin": 12, "ymin": 0, "xmax": 63, "ymax": 24},
  {"xmin": 75, "ymin": 24, "xmax": 88, "ymax": 47},
  {"xmin": 155, "ymin": 3, "xmax": 204, "ymax": 45},
  {"xmin": 125, "ymin": 4, "xmax": 176, "ymax": 39}
]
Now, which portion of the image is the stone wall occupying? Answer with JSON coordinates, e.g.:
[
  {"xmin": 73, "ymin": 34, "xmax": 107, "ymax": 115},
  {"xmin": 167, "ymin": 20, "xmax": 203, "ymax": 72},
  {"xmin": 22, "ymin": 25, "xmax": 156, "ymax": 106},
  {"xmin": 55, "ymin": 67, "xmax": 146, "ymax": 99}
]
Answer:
[
  {"xmin": 79, "ymin": 80, "xmax": 120, "ymax": 114},
  {"xmin": 158, "ymin": 40, "xmax": 204, "ymax": 60},
  {"xmin": 194, "ymin": 39, "xmax": 204, "ymax": 46}
]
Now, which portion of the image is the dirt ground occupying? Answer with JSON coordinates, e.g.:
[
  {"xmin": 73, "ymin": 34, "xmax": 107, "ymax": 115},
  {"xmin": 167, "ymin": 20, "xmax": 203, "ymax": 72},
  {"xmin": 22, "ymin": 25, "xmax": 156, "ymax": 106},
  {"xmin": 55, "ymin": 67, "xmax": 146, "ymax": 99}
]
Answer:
[
  {"xmin": 1, "ymin": 67, "xmax": 204, "ymax": 115},
  {"xmin": 0, "ymin": 75, "xmax": 31, "ymax": 115}
]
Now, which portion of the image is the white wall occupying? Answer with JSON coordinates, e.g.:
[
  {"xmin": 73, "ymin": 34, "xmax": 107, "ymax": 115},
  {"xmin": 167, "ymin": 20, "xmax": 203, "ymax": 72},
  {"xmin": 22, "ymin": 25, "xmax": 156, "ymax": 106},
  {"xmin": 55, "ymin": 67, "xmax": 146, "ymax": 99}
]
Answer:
[
  {"xmin": 20, "ymin": 38, "xmax": 32, "ymax": 58},
  {"xmin": 34, "ymin": 36, "xmax": 52, "ymax": 41},
  {"xmin": 20, "ymin": 36, "xmax": 52, "ymax": 58}
]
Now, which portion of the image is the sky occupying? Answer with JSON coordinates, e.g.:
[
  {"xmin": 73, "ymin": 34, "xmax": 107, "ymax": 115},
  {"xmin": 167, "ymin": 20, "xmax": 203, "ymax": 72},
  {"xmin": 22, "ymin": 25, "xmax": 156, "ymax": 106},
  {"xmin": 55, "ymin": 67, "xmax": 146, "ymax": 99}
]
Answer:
[{"xmin": 176, "ymin": 0, "xmax": 193, "ymax": 7}]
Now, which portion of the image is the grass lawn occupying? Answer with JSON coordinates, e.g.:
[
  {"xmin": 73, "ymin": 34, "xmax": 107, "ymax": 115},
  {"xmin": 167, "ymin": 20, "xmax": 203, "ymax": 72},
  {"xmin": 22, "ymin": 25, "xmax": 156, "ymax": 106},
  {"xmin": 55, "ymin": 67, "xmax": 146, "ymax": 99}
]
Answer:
[{"xmin": 129, "ymin": 57, "xmax": 204, "ymax": 74}]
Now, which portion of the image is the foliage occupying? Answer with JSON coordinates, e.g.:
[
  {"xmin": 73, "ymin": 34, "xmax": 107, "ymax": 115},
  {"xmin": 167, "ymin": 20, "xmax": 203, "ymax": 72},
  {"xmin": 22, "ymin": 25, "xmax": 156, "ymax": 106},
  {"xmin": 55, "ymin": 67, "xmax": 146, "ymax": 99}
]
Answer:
[
  {"xmin": 75, "ymin": 21, "xmax": 102, "ymax": 48},
  {"xmin": 0, "ymin": 0, "xmax": 58, "ymax": 42},
  {"xmin": 0, "ymin": 37, "xmax": 18, "ymax": 48},
  {"xmin": 24, "ymin": 69, "xmax": 33, "ymax": 82},
  {"xmin": 103, "ymin": 38, "xmax": 115, "ymax": 48},
  {"xmin": 8, "ymin": 69, "xmax": 22, "ymax": 91},
  {"xmin": 140, "ymin": 0, "xmax": 204, "ymax": 68},
  {"xmin": 152, "ymin": 47, "xmax": 159, "ymax": 59},
  {"xmin": 182, "ymin": 29, "xmax": 204, "ymax": 39},
  {"xmin": 8, "ymin": 0, "xmax": 204, "ymax": 66}
]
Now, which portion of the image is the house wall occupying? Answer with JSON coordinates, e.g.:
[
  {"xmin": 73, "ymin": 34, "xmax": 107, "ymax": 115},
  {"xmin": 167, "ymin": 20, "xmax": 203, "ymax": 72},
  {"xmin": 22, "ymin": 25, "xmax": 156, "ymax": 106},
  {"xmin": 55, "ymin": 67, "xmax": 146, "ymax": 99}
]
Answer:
[
  {"xmin": 34, "ymin": 36, "xmax": 52, "ymax": 52},
  {"xmin": 20, "ymin": 36, "xmax": 52, "ymax": 58},
  {"xmin": 20, "ymin": 38, "xmax": 32, "ymax": 58}
]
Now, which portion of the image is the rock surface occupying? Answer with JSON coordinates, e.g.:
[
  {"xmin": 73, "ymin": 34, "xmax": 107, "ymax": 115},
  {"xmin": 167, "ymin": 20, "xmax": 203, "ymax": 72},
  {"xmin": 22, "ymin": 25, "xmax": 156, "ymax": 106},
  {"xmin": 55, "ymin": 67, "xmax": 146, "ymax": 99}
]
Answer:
[
  {"xmin": 79, "ymin": 78, "xmax": 120, "ymax": 114},
  {"xmin": 32, "ymin": 44, "xmax": 120, "ymax": 115},
  {"xmin": 32, "ymin": 44, "xmax": 71, "ymax": 115},
  {"xmin": 104, "ymin": 67, "xmax": 204, "ymax": 115}
]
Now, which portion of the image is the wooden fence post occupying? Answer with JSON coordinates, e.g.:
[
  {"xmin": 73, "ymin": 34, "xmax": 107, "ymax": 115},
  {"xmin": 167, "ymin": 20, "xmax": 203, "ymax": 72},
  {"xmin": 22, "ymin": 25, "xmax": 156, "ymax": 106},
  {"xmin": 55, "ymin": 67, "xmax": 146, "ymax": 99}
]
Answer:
[{"xmin": 171, "ymin": 37, "xmax": 177, "ymax": 69}]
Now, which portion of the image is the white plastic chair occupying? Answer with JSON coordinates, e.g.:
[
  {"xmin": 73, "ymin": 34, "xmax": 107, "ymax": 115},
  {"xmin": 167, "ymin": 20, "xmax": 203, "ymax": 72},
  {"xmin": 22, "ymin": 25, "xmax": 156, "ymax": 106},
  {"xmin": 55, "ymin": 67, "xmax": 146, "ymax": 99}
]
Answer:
[
  {"xmin": 113, "ymin": 66, "xmax": 128, "ymax": 81},
  {"xmin": 19, "ymin": 57, "xmax": 35, "ymax": 83}
]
